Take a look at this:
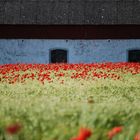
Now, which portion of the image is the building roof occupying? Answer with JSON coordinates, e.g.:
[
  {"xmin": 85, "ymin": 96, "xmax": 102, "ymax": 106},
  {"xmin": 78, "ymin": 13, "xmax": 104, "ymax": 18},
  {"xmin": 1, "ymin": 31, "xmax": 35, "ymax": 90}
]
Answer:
[{"xmin": 0, "ymin": 0, "xmax": 140, "ymax": 24}]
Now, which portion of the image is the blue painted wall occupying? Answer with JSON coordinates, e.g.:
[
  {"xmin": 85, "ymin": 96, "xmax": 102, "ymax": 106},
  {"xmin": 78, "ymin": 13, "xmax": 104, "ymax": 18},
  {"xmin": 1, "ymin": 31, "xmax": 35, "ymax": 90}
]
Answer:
[{"xmin": 0, "ymin": 39, "xmax": 140, "ymax": 64}]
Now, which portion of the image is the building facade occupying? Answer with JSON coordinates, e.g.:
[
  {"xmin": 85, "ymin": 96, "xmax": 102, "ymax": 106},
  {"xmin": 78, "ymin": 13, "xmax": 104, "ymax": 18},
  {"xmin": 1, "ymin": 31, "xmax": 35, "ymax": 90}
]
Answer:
[{"xmin": 0, "ymin": 0, "xmax": 140, "ymax": 64}]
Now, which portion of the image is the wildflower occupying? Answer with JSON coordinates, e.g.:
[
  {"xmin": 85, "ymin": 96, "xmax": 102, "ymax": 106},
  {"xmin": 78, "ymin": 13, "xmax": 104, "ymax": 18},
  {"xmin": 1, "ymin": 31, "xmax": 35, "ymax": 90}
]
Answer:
[
  {"xmin": 134, "ymin": 132, "xmax": 140, "ymax": 140},
  {"xmin": 70, "ymin": 127, "xmax": 92, "ymax": 140},
  {"xmin": 6, "ymin": 123, "xmax": 22, "ymax": 135},
  {"xmin": 107, "ymin": 126, "xmax": 123, "ymax": 140}
]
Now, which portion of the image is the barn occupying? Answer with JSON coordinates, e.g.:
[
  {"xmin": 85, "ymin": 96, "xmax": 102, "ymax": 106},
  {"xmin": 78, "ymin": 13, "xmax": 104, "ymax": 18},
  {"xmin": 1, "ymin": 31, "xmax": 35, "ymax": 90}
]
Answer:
[{"xmin": 0, "ymin": 0, "xmax": 140, "ymax": 64}]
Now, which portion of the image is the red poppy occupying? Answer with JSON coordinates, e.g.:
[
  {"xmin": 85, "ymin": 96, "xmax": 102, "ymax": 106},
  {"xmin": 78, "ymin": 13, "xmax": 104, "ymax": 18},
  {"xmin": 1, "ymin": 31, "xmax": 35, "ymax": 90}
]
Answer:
[
  {"xmin": 134, "ymin": 132, "xmax": 140, "ymax": 140},
  {"xmin": 6, "ymin": 123, "xmax": 22, "ymax": 135},
  {"xmin": 71, "ymin": 127, "xmax": 92, "ymax": 140},
  {"xmin": 107, "ymin": 126, "xmax": 123, "ymax": 140}
]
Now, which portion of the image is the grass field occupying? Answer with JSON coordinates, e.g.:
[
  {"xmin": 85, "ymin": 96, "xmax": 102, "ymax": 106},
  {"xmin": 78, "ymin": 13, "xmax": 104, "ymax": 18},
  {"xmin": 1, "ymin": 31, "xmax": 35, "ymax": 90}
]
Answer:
[{"xmin": 0, "ymin": 63, "xmax": 140, "ymax": 140}]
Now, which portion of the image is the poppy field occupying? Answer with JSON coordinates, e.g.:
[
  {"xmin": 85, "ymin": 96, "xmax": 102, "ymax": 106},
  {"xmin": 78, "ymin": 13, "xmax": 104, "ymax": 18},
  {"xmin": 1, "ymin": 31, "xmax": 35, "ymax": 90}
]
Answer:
[{"xmin": 0, "ymin": 63, "xmax": 140, "ymax": 140}]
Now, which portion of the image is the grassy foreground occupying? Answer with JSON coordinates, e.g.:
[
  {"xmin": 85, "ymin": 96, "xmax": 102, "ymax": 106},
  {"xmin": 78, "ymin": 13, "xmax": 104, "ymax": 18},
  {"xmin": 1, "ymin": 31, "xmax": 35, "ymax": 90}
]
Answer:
[{"xmin": 0, "ymin": 63, "xmax": 140, "ymax": 140}]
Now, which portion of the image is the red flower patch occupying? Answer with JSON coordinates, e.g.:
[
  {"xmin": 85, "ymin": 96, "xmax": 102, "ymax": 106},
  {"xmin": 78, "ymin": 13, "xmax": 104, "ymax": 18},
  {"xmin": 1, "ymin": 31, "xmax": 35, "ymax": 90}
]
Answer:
[{"xmin": 0, "ymin": 63, "xmax": 140, "ymax": 84}]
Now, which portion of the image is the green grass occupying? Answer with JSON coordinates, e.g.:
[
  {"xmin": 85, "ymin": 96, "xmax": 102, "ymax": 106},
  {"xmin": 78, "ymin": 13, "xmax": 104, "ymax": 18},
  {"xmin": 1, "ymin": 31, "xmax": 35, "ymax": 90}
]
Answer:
[{"xmin": 0, "ymin": 74, "xmax": 140, "ymax": 140}]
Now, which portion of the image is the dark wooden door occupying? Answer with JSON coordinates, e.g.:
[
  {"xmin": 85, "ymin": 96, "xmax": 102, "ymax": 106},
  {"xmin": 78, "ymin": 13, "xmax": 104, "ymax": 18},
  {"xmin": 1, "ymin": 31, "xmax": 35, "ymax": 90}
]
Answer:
[{"xmin": 50, "ymin": 49, "xmax": 67, "ymax": 63}]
